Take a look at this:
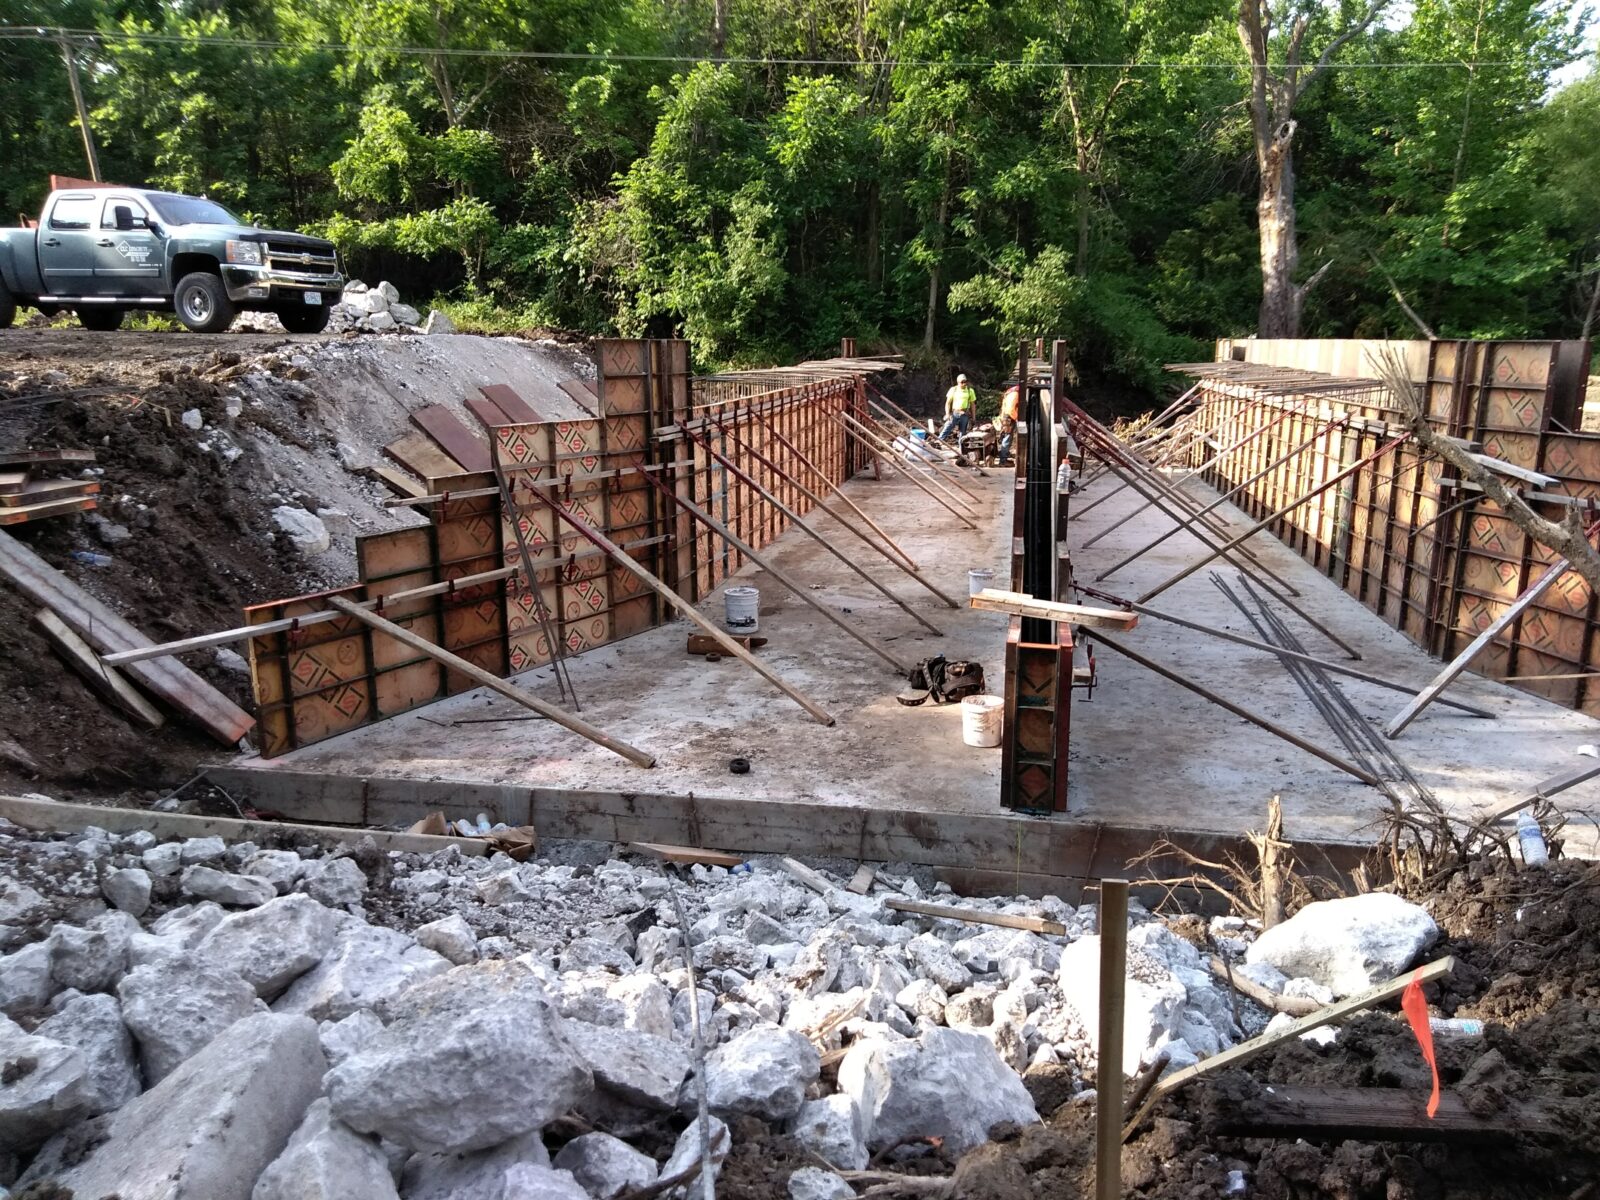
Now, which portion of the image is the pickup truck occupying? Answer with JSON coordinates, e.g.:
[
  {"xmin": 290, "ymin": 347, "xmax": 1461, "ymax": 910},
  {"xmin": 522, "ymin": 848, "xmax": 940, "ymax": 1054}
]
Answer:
[{"xmin": 0, "ymin": 187, "xmax": 344, "ymax": 334}]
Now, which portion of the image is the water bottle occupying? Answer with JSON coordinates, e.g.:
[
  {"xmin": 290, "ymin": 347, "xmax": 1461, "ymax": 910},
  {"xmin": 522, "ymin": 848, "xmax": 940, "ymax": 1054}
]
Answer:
[
  {"xmin": 1516, "ymin": 810, "xmax": 1549, "ymax": 867},
  {"xmin": 1056, "ymin": 462, "xmax": 1072, "ymax": 493},
  {"xmin": 70, "ymin": 550, "xmax": 112, "ymax": 567},
  {"xmin": 474, "ymin": 812, "xmax": 491, "ymax": 835},
  {"xmin": 1429, "ymin": 1017, "xmax": 1485, "ymax": 1037}
]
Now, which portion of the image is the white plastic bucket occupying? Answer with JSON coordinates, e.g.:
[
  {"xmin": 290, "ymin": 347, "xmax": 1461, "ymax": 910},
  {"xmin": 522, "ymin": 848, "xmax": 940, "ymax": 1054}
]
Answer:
[
  {"xmin": 725, "ymin": 586, "xmax": 760, "ymax": 634},
  {"xmin": 968, "ymin": 568, "xmax": 996, "ymax": 597},
  {"xmin": 961, "ymin": 694, "xmax": 1003, "ymax": 748}
]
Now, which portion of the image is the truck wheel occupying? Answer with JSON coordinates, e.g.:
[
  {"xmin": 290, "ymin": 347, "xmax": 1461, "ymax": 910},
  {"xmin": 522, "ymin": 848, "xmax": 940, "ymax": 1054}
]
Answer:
[
  {"xmin": 0, "ymin": 285, "xmax": 15, "ymax": 330},
  {"xmin": 174, "ymin": 272, "xmax": 235, "ymax": 334},
  {"xmin": 78, "ymin": 307, "xmax": 125, "ymax": 332},
  {"xmin": 277, "ymin": 302, "xmax": 331, "ymax": 334}
]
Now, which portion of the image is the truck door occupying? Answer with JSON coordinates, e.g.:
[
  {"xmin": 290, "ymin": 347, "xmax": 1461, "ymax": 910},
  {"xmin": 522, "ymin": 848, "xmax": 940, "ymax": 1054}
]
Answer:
[
  {"xmin": 93, "ymin": 196, "xmax": 161, "ymax": 294},
  {"xmin": 38, "ymin": 193, "xmax": 101, "ymax": 297}
]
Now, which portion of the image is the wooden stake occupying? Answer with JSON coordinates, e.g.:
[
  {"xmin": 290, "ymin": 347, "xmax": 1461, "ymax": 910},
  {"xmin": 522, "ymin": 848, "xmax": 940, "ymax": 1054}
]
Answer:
[
  {"xmin": 34, "ymin": 609, "xmax": 164, "ymax": 728},
  {"xmin": 1256, "ymin": 794, "xmax": 1288, "ymax": 929},
  {"xmin": 326, "ymin": 596, "xmax": 659, "ymax": 767},
  {"xmin": 519, "ymin": 485, "xmax": 838, "ymax": 726},
  {"xmin": 884, "ymin": 897, "xmax": 1068, "ymax": 936},
  {"xmin": 1096, "ymin": 878, "xmax": 1130, "ymax": 1200}
]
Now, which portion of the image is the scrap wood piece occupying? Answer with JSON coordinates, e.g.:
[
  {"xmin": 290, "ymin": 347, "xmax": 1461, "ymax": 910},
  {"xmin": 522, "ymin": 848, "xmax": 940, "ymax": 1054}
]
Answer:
[
  {"xmin": 847, "ymin": 864, "xmax": 876, "ymax": 894},
  {"xmin": 0, "ymin": 478, "xmax": 99, "ymax": 508},
  {"xmin": 1476, "ymin": 760, "xmax": 1600, "ymax": 826},
  {"xmin": 411, "ymin": 406, "xmax": 493, "ymax": 473},
  {"xmin": 370, "ymin": 465, "xmax": 426, "ymax": 498},
  {"xmin": 0, "ymin": 470, "xmax": 27, "ymax": 496},
  {"xmin": 628, "ymin": 842, "xmax": 744, "ymax": 868},
  {"xmin": 781, "ymin": 856, "xmax": 838, "ymax": 895},
  {"xmin": 384, "ymin": 430, "xmax": 466, "ymax": 481},
  {"xmin": 971, "ymin": 588, "xmax": 1139, "ymax": 631},
  {"xmin": 0, "ymin": 496, "xmax": 98, "ymax": 526},
  {"xmin": 1207, "ymin": 956, "xmax": 1318, "ymax": 1017},
  {"xmin": 1210, "ymin": 1086, "xmax": 1559, "ymax": 1143},
  {"xmin": 1122, "ymin": 955, "xmax": 1456, "ymax": 1140},
  {"xmin": 687, "ymin": 632, "xmax": 767, "ymax": 654},
  {"xmin": 0, "ymin": 448, "xmax": 96, "ymax": 468},
  {"xmin": 0, "ymin": 530, "xmax": 253, "ymax": 744},
  {"xmin": 478, "ymin": 383, "xmax": 543, "ymax": 425},
  {"xmin": 327, "ymin": 596, "xmax": 656, "ymax": 768},
  {"xmin": 0, "ymin": 794, "xmax": 485, "ymax": 856},
  {"xmin": 33, "ymin": 608, "xmax": 164, "ymax": 728},
  {"xmin": 465, "ymin": 394, "xmax": 514, "ymax": 428},
  {"xmin": 885, "ymin": 896, "xmax": 1067, "ymax": 936}
]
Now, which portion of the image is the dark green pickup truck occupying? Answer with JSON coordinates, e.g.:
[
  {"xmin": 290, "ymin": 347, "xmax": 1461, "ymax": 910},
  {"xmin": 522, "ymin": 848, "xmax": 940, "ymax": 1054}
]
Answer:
[{"xmin": 0, "ymin": 187, "xmax": 344, "ymax": 333}]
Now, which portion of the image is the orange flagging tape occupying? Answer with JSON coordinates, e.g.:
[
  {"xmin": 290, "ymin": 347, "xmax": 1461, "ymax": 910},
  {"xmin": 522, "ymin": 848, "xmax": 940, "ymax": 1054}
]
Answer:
[{"xmin": 1401, "ymin": 969, "xmax": 1440, "ymax": 1118}]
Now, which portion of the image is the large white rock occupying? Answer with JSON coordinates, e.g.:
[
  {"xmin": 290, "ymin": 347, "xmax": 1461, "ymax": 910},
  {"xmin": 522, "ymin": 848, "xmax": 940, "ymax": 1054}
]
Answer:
[
  {"xmin": 0, "ymin": 879, "xmax": 48, "ymax": 927},
  {"xmin": 791, "ymin": 1094, "xmax": 869, "ymax": 1170},
  {"xmin": 327, "ymin": 960, "xmax": 592, "ymax": 1153},
  {"xmin": 348, "ymin": 289, "xmax": 389, "ymax": 314},
  {"xmin": 503, "ymin": 1164, "xmax": 590, "ymax": 1200},
  {"xmin": 49, "ymin": 913, "xmax": 132, "ymax": 992},
  {"xmin": 199, "ymin": 894, "xmax": 339, "ymax": 999},
  {"xmin": 789, "ymin": 1166, "xmax": 854, "ymax": 1200},
  {"xmin": 271, "ymin": 506, "xmax": 332, "ymax": 555},
  {"xmin": 252, "ymin": 1098, "xmax": 399, "ymax": 1200},
  {"xmin": 274, "ymin": 922, "xmax": 449, "ymax": 1022},
  {"xmin": 37, "ymin": 992, "xmax": 140, "ymax": 1114},
  {"xmin": 390, "ymin": 302, "xmax": 421, "ymax": 327},
  {"xmin": 0, "ymin": 1013, "xmax": 91, "ymax": 1151},
  {"xmin": 400, "ymin": 1129, "xmax": 551, "ymax": 1199},
  {"xmin": 838, "ymin": 1027, "xmax": 1040, "ymax": 1157},
  {"xmin": 905, "ymin": 934, "xmax": 972, "ymax": 994},
  {"xmin": 22, "ymin": 1013, "xmax": 327, "ymax": 1200},
  {"xmin": 552, "ymin": 1132, "xmax": 658, "ymax": 1198},
  {"xmin": 318, "ymin": 1009, "xmax": 385, "ymax": 1068},
  {"xmin": 181, "ymin": 836, "xmax": 228, "ymax": 864},
  {"xmin": 423, "ymin": 309, "xmax": 457, "ymax": 335},
  {"xmin": 130, "ymin": 902, "xmax": 227, "ymax": 968},
  {"xmin": 243, "ymin": 849, "xmax": 306, "ymax": 894},
  {"xmin": 103, "ymin": 866, "xmax": 153, "ymax": 916},
  {"xmin": 1245, "ymin": 893, "xmax": 1439, "ymax": 997},
  {"xmin": 0, "ymin": 941, "xmax": 56, "ymax": 1015},
  {"xmin": 704, "ymin": 1025, "xmax": 820, "ymax": 1121},
  {"xmin": 659, "ymin": 1115, "xmax": 730, "ymax": 1194},
  {"xmin": 184, "ymin": 864, "xmax": 278, "ymax": 907},
  {"xmin": 414, "ymin": 913, "xmax": 478, "ymax": 965},
  {"xmin": 365, "ymin": 311, "xmax": 398, "ymax": 333},
  {"xmin": 562, "ymin": 1019, "xmax": 690, "ymax": 1110},
  {"xmin": 118, "ymin": 953, "xmax": 264, "ymax": 1082},
  {"xmin": 1057, "ymin": 936, "xmax": 1188, "ymax": 1078},
  {"xmin": 377, "ymin": 280, "xmax": 401, "ymax": 303},
  {"xmin": 607, "ymin": 973, "xmax": 674, "ymax": 1038},
  {"xmin": 302, "ymin": 857, "xmax": 367, "ymax": 908}
]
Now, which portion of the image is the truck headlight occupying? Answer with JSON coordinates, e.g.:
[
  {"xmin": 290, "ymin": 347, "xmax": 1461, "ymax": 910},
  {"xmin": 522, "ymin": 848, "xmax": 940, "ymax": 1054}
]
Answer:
[{"xmin": 225, "ymin": 240, "xmax": 263, "ymax": 266}]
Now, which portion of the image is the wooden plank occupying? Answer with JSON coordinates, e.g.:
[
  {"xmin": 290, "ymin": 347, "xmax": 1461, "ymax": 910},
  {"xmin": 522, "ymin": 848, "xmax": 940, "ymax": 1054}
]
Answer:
[
  {"xmin": 33, "ymin": 608, "xmax": 165, "ymax": 728},
  {"xmin": 0, "ymin": 478, "xmax": 100, "ymax": 507},
  {"xmin": 0, "ymin": 470, "xmax": 27, "ymax": 496},
  {"xmin": 371, "ymin": 466, "xmax": 426, "ymax": 499},
  {"xmin": 846, "ymin": 865, "xmax": 876, "ymax": 894},
  {"xmin": 627, "ymin": 842, "xmax": 745, "ymax": 868},
  {"xmin": 884, "ymin": 897, "xmax": 1067, "ymax": 936},
  {"xmin": 0, "ymin": 530, "xmax": 253, "ymax": 744},
  {"xmin": 479, "ymin": 384, "xmax": 543, "ymax": 425},
  {"xmin": 1208, "ymin": 955, "xmax": 1318, "ymax": 1016},
  {"xmin": 411, "ymin": 406, "xmax": 492, "ymax": 473},
  {"xmin": 0, "ymin": 448, "xmax": 96, "ymax": 468},
  {"xmin": 781, "ymin": 856, "xmax": 838, "ymax": 895},
  {"xmin": 687, "ymin": 633, "xmax": 767, "ymax": 654},
  {"xmin": 972, "ymin": 589, "xmax": 1139, "ymax": 630},
  {"xmin": 0, "ymin": 794, "xmax": 485, "ymax": 857},
  {"xmin": 559, "ymin": 379, "xmax": 600, "ymax": 411},
  {"xmin": 327, "ymin": 595, "xmax": 656, "ymax": 768},
  {"xmin": 384, "ymin": 430, "xmax": 465, "ymax": 481},
  {"xmin": 1211, "ymin": 1086, "xmax": 1559, "ymax": 1143},
  {"xmin": 1123, "ymin": 956, "xmax": 1456, "ymax": 1139},
  {"xmin": 0, "ymin": 497, "xmax": 97, "ymax": 525},
  {"xmin": 1477, "ymin": 760, "xmax": 1600, "ymax": 824},
  {"xmin": 465, "ymin": 394, "xmax": 512, "ymax": 429}
]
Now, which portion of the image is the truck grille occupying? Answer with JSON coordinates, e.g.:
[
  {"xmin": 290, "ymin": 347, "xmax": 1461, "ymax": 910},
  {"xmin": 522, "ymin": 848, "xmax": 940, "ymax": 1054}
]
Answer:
[{"xmin": 264, "ymin": 243, "xmax": 338, "ymax": 273}]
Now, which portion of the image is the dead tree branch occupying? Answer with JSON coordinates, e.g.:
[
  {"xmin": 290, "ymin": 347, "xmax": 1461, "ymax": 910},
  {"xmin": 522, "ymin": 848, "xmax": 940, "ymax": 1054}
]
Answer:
[{"xmin": 1367, "ymin": 253, "xmax": 1437, "ymax": 338}]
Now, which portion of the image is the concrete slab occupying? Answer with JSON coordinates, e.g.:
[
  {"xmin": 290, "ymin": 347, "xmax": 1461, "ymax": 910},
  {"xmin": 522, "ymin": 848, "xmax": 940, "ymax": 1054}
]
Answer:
[{"xmin": 217, "ymin": 449, "xmax": 1600, "ymax": 874}]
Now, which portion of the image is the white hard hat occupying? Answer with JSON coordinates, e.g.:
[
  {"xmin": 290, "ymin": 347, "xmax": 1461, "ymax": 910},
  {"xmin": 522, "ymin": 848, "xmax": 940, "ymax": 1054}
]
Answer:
[{"xmin": 956, "ymin": 373, "xmax": 968, "ymax": 382}]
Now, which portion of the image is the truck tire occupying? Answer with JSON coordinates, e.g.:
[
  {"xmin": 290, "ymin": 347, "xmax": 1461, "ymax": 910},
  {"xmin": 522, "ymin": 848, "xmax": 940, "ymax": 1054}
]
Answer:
[
  {"xmin": 277, "ymin": 302, "xmax": 331, "ymax": 334},
  {"xmin": 79, "ymin": 307, "xmax": 125, "ymax": 332},
  {"xmin": 174, "ymin": 271, "xmax": 235, "ymax": 334},
  {"xmin": 0, "ymin": 285, "xmax": 15, "ymax": 330}
]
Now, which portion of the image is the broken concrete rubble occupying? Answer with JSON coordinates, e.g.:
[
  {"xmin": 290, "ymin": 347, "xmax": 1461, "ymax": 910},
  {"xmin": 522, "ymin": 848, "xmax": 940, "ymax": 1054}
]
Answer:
[
  {"xmin": 252, "ymin": 1097, "xmax": 399, "ymax": 1200},
  {"xmin": 552, "ymin": 1132, "xmax": 658, "ymax": 1198},
  {"xmin": 198, "ymin": 893, "xmax": 339, "ymax": 998},
  {"xmin": 118, "ymin": 952, "xmax": 264, "ymax": 1081}
]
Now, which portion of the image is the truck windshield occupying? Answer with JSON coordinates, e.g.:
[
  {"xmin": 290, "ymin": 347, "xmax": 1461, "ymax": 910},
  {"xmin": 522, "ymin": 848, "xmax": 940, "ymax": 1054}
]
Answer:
[{"xmin": 146, "ymin": 194, "xmax": 244, "ymax": 226}]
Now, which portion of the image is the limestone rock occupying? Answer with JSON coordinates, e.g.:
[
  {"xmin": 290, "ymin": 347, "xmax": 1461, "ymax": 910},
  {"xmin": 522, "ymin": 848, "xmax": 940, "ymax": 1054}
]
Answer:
[
  {"xmin": 791, "ymin": 1094, "xmax": 868, "ymax": 1171},
  {"xmin": 1245, "ymin": 893, "xmax": 1439, "ymax": 997},
  {"xmin": 839, "ymin": 1027, "xmax": 1040, "ymax": 1157},
  {"xmin": 789, "ymin": 1166, "xmax": 854, "ymax": 1200},
  {"xmin": 552, "ymin": 1132, "xmax": 658, "ymax": 1198},
  {"xmin": 390, "ymin": 303, "xmax": 421, "ymax": 327},
  {"xmin": 303, "ymin": 857, "xmax": 367, "ymax": 908},
  {"xmin": 400, "ymin": 1129, "xmax": 551, "ymax": 1199},
  {"xmin": 23, "ymin": 1013, "xmax": 327, "ymax": 1200},
  {"xmin": 37, "ymin": 992, "xmax": 140, "ymax": 1115},
  {"xmin": 703, "ymin": 1025, "xmax": 819, "ymax": 1121},
  {"xmin": 424, "ymin": 309, "xmax": 457, "ymax": 334},
  {"xmin": 348, "ymin": 289, "xmax": 388, "ymax": 314},
  {"xmin": 243, "ymin": 849, "xmax": 307, "ymax": 894},
  {"xmin": 561, "ymin": 1019, "xmax": 689, "ymax": 1111},
  {"xmin": 184, "ymin": 864, "xmax": 278, "ymax": 907},
  {"xmin": 118, "ymin": 953, "xmax": 263, "ymax": 1082},
  {"xmin": 659, "ymin": 1115, "xmax": 730, "ymax": 1194},
  {"xmin": 274, "ymin": 922, "xmax": 449, "ymax": 1022},
  {"xmin": 365, "ymin": 311, "xmax": 398, "ymax": 333},
  {"xmin": 142, "ymin": 841, "xmax": 184, "ymax": 876},
  {"xmin": 181, "ymin": 407, "xmax": 204, "ymax": 431},
  {"xmin": 327, "ymin": 960, "xmax": 592, "ymax": 1153},
  {"xmin": 502, "ymin": 1164, "xmax": 589, "ymax": 1199},
  {"xmin": 1057, "ymin": 936, "xmax": 1187, "ymax": 1078},
  {"xmin": 0, "ymin": 1014, "xmax": 91, "ymax": 1152},
  {"xmin": 181, "ymin": 836, "xmax": 228, "ymax": 864},
  {"xmin": 131, "ymin": 901, "xmax": 226, "ymax": 967},
  {"xmin": 103, "ymin": 866, "xmax": 153, "ymax": 916},
  {"xmin": 319, "ymin": 1009, "xmax": 385, "ymax": 1068},
  {"xmin": 215, "ymin": 647, "xmax": 251, "ymax": 676},
  {"xmin": 415, "ymin": 913, "xmax": 479, "ymax": 965},
  {"xmin": 0, "ymin": 879, "xmax": 48, "ymax": 927},
  {"xmin": 377, "ymin": 280, "xmax": 401, "ymax": 303},
  {"xmin": 895, "ymin": 978, "xmax": 948, "ymax": 1023},
  {"xmin": 199, "ymin": 894, "xmax": 339, "ymax": 999},
  {"xmin": 271, "ymin": 506, "xmax": 332, "ymax": 555},
  {"xmin": 559, "ymin": 936, "xmax": 634, "ymax": 973},
  {"xmin": 50, "ymin": 914, "xmax": 132, "ymax": 992},
  {"xmin": 252, "ymin": 1098, "xmax": 399, "ymax": 1200},
  {"xmin": 607, "ymin": 973, "xmax": 674, "ymax": 1038},
  {"xmin": 905, "ymin": 934, "xmax": 972, "ymax": 994}
]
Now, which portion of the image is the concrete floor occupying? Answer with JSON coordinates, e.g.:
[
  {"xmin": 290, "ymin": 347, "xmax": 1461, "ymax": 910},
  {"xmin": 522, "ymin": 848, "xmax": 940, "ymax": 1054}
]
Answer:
[{"xmin": 227, "ymin": 450, "xmax": 1600, "ymax": 860}]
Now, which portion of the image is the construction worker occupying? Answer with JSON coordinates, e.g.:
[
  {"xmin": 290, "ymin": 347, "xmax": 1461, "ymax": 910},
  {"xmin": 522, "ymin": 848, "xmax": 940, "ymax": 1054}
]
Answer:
[
  {"xmin": 995, "ymin": 381, "xmax": 1020, "ymax": 463},
  {"xmin": 938, "ymin": 372, "xmax": 976, "ymax": 441}
]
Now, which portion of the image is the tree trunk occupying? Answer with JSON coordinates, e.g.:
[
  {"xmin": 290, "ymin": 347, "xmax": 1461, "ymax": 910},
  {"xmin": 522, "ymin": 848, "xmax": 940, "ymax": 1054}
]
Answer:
[
  {"xmin": 712, "ymin": 0, "xmax": 727, "ymax": 58},
  {"xmin": 1257, "ymin": 131, "xmax": 1300, "ymax": 337},
  {"xmin": 1075, "ymin": 167, "xmax": 1091, "ymax": 277},
  {"xmin": 865, "ymin": 180, "xmax": 881, "ymax": 289},
  {"xmin": 923, "ymin": 164, "xmax": 950, "ymax": 352},
  {"xmin": 1582, "ymin": 256, "xmax": 1600, "ymax": 342}
]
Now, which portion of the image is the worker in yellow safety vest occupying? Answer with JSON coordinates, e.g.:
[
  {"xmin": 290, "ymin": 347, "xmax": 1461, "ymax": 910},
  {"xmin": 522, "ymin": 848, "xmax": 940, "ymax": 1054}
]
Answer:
[
  {"xmin": 995, "ymin": 382, "xmax": 1020, "ymax": 462},
  {"xmin": 938, "ymin": 373, "xmax": 976, "ymax": 441}
]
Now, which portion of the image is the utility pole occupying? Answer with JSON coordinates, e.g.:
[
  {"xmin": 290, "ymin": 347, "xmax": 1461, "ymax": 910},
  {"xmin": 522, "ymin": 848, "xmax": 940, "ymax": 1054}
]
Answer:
[{"xmin": 57, "ymin": 36, "xmax": 101, "ymax": 182}]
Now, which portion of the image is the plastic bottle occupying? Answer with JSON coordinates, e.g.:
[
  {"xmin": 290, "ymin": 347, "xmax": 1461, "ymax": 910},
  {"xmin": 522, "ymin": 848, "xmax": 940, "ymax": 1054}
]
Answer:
[
  {"xmin": 70, "ymin": 550, "xmax": 112, "ymax": 567},
  {"xmin": 1429, "ymin": 1017, "xmax": 1485, "ymax": 1038},
  {"xmin": 1056, "ymin": 462, "xmax": 1072, "ymax": 493},
  {"xmin": 1516, "ymin": 810, "xmax": 1549, "ymax": 867}
]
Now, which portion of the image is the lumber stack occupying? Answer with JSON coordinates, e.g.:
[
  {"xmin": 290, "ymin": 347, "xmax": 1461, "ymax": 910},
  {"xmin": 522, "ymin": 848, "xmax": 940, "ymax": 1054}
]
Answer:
[{"xmin": 0, "ymin": 447, "xmax": 99, "ymax": 526}]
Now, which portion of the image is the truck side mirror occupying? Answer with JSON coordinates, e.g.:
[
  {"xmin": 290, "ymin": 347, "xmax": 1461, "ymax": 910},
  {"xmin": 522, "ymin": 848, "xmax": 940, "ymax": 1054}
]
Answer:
[{"xmin": 114, "ymin": 206, "xmax": 139, "ymax": 231}]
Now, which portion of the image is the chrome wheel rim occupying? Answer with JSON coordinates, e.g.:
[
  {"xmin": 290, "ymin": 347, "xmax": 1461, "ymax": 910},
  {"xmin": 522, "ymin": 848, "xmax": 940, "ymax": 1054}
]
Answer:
[{"xmin": 182, "ymin": 287, "xmax": 213, "ymax": 324}]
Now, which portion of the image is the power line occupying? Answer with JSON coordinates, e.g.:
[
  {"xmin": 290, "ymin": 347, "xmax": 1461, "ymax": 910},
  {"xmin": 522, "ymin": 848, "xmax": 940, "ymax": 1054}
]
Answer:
[{"xmin": 0, "ymin": 24, "xmax": 1587, "ymax": 72}]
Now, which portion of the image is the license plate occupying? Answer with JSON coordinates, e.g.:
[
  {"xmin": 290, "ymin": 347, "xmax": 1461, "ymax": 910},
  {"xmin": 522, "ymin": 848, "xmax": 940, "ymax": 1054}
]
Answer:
[{"xmin": 305, "ymin": 292, "xmax": 322, "ymax": 305}]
